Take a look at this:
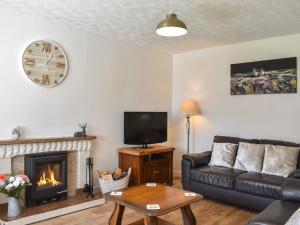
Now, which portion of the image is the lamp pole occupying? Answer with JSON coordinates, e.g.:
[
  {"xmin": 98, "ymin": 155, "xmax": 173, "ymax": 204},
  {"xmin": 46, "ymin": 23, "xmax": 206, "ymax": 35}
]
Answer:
[
  {"xmin": 186, "ymin": 114, "xmax": 191, "ymax": 154},
  {"xmin": 179, "ymin": 100, "xmax": 200, "ymax": 155}
]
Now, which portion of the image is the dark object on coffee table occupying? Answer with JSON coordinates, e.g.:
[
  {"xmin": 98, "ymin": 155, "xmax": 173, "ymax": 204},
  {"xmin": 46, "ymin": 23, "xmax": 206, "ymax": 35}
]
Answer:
[{"xmin": 74, "ymin": 123, "xmax": 87, "ymax": 137}]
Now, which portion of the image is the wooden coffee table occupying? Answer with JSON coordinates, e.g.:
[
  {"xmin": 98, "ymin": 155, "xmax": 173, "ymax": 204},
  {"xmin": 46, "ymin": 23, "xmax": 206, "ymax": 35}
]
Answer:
[{"xmin": 104, "ymin": 184, "xmax": 202, "ymax": 225}]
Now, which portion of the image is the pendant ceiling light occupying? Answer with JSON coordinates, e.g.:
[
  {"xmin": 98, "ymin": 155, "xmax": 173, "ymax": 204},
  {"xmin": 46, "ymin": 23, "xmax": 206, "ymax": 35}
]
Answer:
[{"xmin": 156, "ymin": 0, "xmax": 187, "ymax": 37}]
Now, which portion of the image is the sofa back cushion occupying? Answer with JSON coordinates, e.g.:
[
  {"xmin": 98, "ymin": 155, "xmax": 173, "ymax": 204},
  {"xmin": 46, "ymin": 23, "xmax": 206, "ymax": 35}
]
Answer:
[
  {"xmin": 214, "ymin": 135, "xmax": 258, "ymax": 144},
  {"xmin": 209, "ymin": 142, "xmax": 238, "ymax": 168},
  {"xmin": 262, "ymin": 145, "xmax": 300, "ymax": 177},
  {"xmin": 259, "ymin": 139, "xmax": 300, "ymax": 168},
  {"xmin": 234, "ymin": 142, "xmax": 265, "ymax": 172}
]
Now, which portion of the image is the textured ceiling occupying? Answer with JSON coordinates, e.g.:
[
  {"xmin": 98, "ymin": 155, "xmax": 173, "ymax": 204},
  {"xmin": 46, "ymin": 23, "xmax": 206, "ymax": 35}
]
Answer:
[{"xmin": 1, "ymin": 0, "xmax": 300, "ymax": 53}]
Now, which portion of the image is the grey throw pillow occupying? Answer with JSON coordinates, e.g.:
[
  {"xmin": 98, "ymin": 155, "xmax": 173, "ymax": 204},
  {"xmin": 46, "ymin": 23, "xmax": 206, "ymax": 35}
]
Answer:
[
  {"xmin": 209, "ymin": 143, "xmax": 238, "ymax": 168},
  {"xmin": 262, "ymin": 145, "xmax": 300, "ymax": 177},
  {"xmin": 234, "ymin": 142, "xmax": 265, "ymax": 172}
]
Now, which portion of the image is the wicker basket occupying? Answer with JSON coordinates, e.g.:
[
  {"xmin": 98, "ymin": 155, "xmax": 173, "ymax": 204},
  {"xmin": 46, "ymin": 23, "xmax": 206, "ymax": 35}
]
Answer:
[{"xmin": 98, "ymin": 168, "xmax": 131, "ymax": 194}]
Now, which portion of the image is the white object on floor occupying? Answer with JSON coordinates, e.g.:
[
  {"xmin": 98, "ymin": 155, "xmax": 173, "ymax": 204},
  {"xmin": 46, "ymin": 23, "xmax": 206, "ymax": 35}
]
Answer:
[
  {"xmin": 285, "ymin": 207, "xmax": 300, "ymax": 225},
  {"xmin": 146, "ymin": 182, "xmax": 157, "ymax": 187}
]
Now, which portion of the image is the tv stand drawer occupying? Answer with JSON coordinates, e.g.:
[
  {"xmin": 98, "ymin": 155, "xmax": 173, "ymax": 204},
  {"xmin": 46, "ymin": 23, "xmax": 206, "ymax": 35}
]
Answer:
[{"xmin": 143, "ymin": 160, "xmax": 169, "ymax": 184}]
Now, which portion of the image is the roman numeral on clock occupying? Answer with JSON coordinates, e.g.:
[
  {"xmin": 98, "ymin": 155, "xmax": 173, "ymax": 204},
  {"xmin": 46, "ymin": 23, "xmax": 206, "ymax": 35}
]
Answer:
[
  {"xmin": 42, "ymin": 74, "xmax": 50, "ymax": 85},
  {"xmin": 56, "ymin": 62, "xmax": 65, "ymax": 68},
  {"xmin": 24, "ymin": 57, "xmax": 36, "ymax": 66},
  {"xmin": 41, "ymin": 42, "xmax": 51, "ymax": 53}
]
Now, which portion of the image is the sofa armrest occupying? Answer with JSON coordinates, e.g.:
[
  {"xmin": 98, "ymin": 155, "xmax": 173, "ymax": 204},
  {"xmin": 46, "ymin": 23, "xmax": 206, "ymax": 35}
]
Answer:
[
  {"xmin": 182, "ymin": 151, "xmax": 211, "ymax": 168},
  {"xmin": 288, "ymin": 168, "xmax": 300, "ymax": 178},
  {"xmin": 181, "ymin": 151, "xmax": 211, "ymax": 191},
  {"xmin": 281, "ymin": 178, "xmax": 300, "ymax": 202}
]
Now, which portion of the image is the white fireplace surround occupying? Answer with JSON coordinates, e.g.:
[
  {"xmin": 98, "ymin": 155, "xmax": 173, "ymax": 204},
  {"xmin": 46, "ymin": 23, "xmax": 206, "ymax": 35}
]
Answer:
[
  {"xmin": 0, "ymin": 136, "xmax": 96, "ymax": 204},
  {"xmin": 0, "ymin": 138, "xmax": 93, "ymax": 159}
]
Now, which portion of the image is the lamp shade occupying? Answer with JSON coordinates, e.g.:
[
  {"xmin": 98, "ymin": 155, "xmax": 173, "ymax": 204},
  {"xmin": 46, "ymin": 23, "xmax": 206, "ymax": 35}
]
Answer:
[
  {"xmin": 156, "ymin": 13, "xmax": 187, "ymax": 37},
  {"xmin": 179, "ymin": 100, "xmax": 201, "ymax": 115}
]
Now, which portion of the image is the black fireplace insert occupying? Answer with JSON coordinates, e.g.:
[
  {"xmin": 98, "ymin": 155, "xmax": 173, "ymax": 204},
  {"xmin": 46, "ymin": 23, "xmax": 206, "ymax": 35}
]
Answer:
[{"xmin": 25, "ymin": 151, "xmax": 68, "ymax": 207}]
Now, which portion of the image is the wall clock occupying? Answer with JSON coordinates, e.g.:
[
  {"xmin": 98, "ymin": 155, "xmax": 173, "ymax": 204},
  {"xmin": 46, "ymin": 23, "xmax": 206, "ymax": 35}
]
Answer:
[{"xmin": 22, "ymin": 40, "xmax": 68, "ymax": 87}]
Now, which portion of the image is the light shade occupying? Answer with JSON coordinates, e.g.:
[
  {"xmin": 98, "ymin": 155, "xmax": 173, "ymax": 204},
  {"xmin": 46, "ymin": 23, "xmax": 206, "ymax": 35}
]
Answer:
[
  {"xmin": 156, "ymin": 13, "xmax": 187, "ymax": 37},
  {"xmin": 179, "ymin": 100, "xmax": 201, "ymax": 115}
]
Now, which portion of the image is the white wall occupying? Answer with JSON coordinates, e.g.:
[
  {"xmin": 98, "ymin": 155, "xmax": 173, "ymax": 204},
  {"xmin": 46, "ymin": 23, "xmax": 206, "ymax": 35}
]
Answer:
[
  {"xmin": 0, "ymin": 13, "xmax": 173, "ymax": 174},
  {"xmin": 4, "ymin": 12, "xmax": 300, "ymax": 182},
  {"xmin": 172, "ymin": 34, "xmax": 300, "ymax": 171}
]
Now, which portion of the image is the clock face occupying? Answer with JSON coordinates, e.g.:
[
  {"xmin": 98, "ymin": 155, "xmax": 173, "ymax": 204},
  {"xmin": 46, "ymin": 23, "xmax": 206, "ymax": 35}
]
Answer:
[{"xmin": 22, "ymin": 40, "xmax": 68, "ymax": 87}]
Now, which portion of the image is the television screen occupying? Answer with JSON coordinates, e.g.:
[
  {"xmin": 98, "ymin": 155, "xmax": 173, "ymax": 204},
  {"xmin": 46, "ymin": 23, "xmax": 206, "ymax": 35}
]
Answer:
[{"xmin": 124, "ymin": 112, "xmax": 167, "ymax": 147}]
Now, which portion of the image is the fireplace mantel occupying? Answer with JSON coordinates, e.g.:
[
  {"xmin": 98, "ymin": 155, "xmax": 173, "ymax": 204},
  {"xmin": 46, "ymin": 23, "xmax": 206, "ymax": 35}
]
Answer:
[
  {"xmin": 0, "ymin": 135, "xmax": 96, "ymax": 145},
  {"xmin": 0, "ymin": 136, "xmax": 96, "ymax": 159}
]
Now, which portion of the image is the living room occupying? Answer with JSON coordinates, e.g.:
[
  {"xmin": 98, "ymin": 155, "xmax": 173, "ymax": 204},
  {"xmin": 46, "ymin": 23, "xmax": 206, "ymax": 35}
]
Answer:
[{"xmin": 0, "ymin": 0, "xmax": 300, "ymax": 225}]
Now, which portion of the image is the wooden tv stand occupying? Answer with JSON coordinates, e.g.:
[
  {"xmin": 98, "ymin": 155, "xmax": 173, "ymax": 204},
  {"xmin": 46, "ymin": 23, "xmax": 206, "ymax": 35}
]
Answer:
[{"xmin": 118, "ymin": 146, "xmax": 175, "ymax": 186}]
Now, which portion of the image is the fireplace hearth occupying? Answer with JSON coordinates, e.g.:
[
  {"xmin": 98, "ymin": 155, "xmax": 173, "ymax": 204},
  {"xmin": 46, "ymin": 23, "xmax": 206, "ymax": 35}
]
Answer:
[{"xmin": 25, "ymin": 152, "xmax": 68, "ymax": 207}]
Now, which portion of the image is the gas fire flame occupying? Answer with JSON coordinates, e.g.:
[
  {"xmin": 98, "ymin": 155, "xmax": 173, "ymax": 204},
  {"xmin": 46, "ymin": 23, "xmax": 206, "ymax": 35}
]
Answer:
[{"xmin": 37, "ymin": 164, "xmax": 61, "ymax": 187}]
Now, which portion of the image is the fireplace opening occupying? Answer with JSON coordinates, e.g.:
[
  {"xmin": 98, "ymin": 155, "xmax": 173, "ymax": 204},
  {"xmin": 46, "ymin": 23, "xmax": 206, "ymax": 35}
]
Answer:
[
  {"xmin": 25, "ymin": 152, "xmax": 68, "ymax": 207},
  {"xmin": 36, "ymin": 162, "xmax": 62, "ymax": 188}
]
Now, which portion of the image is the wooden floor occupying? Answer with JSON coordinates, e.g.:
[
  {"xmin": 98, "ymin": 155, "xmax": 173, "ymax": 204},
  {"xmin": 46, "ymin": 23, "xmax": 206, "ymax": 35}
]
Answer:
[
  {"xmin": 34, "ymin": 198, "xmax": 255, "ymax": 225},
  {"xmin": 33, "ymin": 179, "xmax": 256, "ymax": 225}
]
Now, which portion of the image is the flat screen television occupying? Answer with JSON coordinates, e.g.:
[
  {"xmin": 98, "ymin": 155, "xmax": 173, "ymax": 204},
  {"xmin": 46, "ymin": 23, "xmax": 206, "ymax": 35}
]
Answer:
[{"xmin": 124, "ymin": 112, "xmax": 167, "ymax": 148}]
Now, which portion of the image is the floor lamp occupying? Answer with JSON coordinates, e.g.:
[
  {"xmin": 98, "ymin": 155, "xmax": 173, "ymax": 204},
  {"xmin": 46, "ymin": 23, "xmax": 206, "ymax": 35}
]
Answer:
[{"xmin": 179, "ymin": 100, "xmax": 201, "ymax": 154}]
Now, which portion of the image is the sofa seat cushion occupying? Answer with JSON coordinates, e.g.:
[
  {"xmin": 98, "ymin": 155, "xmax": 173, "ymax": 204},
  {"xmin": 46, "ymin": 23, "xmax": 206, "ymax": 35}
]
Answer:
[
  {"xmin": 190, "ymin": 166, "xmax": 246, "ymax": 189},
  {"xmin": 235, "ymin": 172, "xmax": 286, "ymax": 199}
]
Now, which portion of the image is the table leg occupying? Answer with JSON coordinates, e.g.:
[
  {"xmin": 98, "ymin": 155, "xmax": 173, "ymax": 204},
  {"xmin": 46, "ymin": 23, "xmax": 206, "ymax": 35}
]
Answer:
[
  {"xmin": 109, "ymin": 203, "xmax": 125, "ymax": 225},
  {"xmin": 180, "ymin": 205, "xmax": 196, "ymax": 225},
  {"xmin": 144, "ymin": 216, "xmax": 158, "ymax": 225}
]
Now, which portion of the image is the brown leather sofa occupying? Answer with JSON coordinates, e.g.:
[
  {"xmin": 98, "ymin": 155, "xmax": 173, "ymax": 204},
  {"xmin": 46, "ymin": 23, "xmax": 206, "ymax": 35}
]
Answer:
[{"xmin": 182, "ymin": 136, "xmax": 300, "ymax": 225}]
